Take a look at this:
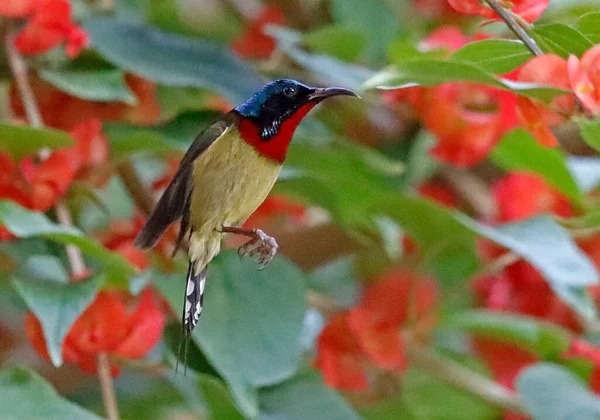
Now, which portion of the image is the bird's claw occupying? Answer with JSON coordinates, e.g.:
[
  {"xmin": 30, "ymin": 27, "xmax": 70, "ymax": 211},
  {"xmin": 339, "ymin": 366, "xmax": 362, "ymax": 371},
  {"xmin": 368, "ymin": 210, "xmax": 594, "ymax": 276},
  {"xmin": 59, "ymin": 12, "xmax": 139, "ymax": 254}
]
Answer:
[{"xmin": 237, "ymin": 229, "xmax": 278, "ymax": 269}]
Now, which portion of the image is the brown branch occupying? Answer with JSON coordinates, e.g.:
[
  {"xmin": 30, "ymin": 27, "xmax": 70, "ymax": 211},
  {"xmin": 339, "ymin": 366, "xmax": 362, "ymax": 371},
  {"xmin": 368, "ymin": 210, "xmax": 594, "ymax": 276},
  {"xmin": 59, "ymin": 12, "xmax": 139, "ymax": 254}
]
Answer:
[
  {"xmin": 404, "ymin": 336, "xmax": 528, "ymax": 416},
  {"xmin": 116, "ymin": 160, "xmax": 156, "ymax": 216},
  {"xmin": 6, "ymin": 28, "xmax": 120, "ymax": 420},
  {"xmin": 97, "ymin": 352, "xmax": 119, "ymax": 420},
  {"xmin": 441, "ymin": 167, "xmax": 495, "ymax": 220},
  {"xmin": 483, "ymin": 0, "xmax": 542, "ymax": 56}
]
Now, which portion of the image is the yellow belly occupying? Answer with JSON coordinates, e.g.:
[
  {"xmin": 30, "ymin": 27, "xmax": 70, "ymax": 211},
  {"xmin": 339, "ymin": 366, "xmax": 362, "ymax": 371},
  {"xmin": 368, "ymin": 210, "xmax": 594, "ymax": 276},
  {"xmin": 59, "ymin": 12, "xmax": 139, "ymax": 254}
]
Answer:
[{"xmin": 187, "ymin": 127, "xmax": 281, "ymax": 268}]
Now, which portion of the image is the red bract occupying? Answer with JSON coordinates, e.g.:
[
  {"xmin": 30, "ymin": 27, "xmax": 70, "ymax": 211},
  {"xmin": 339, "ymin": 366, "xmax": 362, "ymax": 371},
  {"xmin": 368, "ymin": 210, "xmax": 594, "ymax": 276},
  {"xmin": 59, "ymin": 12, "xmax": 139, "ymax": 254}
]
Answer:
[
  {"xmin": 315, "ymin": 312, "xmax": 370, "ymax": 391},
  {"xmin": 491, "ymin": 172, "xmax": 573, "ymax": 223},
  {"xmin": 447, "ymin": 0, "xmax": 549, "ymax": 23},
  {"xmin": 568, "ymin": 45, "xmax": 600, "ymax": 115},
  {"xmin": 14, "ymin": 0, "xmax": 89, "ymax": 58},
  {"xmin": 25, "ymin": 288, "xmax": 165, "ymax": 375},
  {"xmin": 348, "ymin": 269, "xmax": 438, "ymax": 370},
  {"xmin": 231, "ymin": 6, "xmax": 285, "ymax": 60}
]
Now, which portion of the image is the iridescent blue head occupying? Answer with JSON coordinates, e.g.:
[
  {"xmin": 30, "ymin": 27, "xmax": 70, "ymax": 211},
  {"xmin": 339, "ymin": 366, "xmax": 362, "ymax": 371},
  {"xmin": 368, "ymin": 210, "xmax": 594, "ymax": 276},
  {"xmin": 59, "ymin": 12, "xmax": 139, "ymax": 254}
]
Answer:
[{"xmin": 234, "ymin": 79, "xmax": 358, "ymax": 141}]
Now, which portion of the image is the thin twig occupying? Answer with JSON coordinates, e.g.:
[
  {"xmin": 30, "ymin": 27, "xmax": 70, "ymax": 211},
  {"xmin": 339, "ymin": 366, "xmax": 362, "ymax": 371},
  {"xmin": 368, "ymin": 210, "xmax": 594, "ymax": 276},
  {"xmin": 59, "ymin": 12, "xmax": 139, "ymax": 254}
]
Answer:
[
  {"xmin": 404, "ymin": 336, "xmax": 529, "ymax": 416},
  {"xmin": 97, "ymin": 352, "xmax": 120, "ymax": 420},
  {"xmin": 116, "ymin": 160, "xmax": 156, "ymax": 216},
  {"xmin": 483, "ymin": 0, "xmax": 543, "ymax": 56},
  {"xmin": 6, "ymin": 28, "xmax": 120, "ymax": 420}
]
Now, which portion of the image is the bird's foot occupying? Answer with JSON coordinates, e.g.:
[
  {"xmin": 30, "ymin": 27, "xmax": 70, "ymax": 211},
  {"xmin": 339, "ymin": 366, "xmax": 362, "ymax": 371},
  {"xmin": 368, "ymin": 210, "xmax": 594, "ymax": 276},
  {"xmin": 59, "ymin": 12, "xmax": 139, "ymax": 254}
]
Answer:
[{"xmin": 219, "ymin": 226, "xmax": 279, "ymax": 269}]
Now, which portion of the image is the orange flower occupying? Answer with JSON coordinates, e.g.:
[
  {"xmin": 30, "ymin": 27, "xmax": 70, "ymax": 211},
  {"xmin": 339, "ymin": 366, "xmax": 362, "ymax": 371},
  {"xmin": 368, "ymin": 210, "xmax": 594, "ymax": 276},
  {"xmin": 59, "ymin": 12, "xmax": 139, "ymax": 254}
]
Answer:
[
  {"xmin": 447, "ymin": 0, "xmax": 548, "ymax": 23},
  {"xmin": 231, "ymin": 6, "xmax": 285, "ymax": 60},
  {"xmin": 0, "ymin": 0, "xmax": 45, "ymax": 17},
  {"xmin": 568, "ymin": 44, "xmax": 600, "ymax": 115},
  {"xmin": 25, "ymin": 289, "xmax": 165, "ymax": 375},
  {"xmin": 14, "ymin": 0, "xmax": 88, "ymax": 58}
]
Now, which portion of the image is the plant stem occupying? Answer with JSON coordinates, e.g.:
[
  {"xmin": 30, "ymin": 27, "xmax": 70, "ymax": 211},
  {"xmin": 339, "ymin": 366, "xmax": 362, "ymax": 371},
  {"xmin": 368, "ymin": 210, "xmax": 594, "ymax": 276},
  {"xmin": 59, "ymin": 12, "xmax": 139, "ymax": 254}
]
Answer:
[
  {"xmin": 116, "ymin": 160, "xmax": 156, "ymax": 216},
  {"xmin": 6, "ymin": 28, "xmax": 120, "ymax": 420},
  {"xmin": 97, "ymin": 352, "xmax": 120, "ymax": 420},
  {"xmin": 404, "ymin": 336, "xmax": 529, "ymax": 416},
  {"xmin": 483, "ymin": 0, "xmax": 543, "ymax": 56}
]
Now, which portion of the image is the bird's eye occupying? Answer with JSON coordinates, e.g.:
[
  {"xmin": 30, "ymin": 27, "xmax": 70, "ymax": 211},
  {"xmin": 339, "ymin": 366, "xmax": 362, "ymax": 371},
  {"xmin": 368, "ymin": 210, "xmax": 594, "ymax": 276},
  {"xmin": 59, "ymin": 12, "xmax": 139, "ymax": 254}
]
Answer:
[{"xmin": 283, "ymin": 86, "xmax": 297, "ymax": 97}]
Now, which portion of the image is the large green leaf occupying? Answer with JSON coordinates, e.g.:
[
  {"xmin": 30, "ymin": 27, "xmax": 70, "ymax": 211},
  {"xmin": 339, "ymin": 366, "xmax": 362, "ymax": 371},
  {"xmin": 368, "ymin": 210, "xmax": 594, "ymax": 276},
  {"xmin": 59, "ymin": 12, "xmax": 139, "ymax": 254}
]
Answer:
[
  {"xmin": 307, "ymin": 257, "xmax": 360, "ymax": 309},
  {"xmin": 258, "ymin": 370, "xmax": 361, "ymax": 420},
  {"xmin": 12, "ymin": 274, "xmax": 103, "ymax": 366},
  {"xmin": 84, "ymin": 18, "xmax": 264, "ymax": 103},
  {"xmin": 330, "ymin": 0, "xmax": 400, "ymax": 64},
  {"xmin": 517, "ymin": 363, "xmax": 600, "ymax": 420},
  {"xmin": 491, "ymin": 129, "xmax": 584, "ymax": 204},
  {"xmin": 40, "ymin": 69, "xmax": 137, "ymax": 104},
  {"xmin": 0, "ymin": 201, "xmax": 136, "ymax": 284},
  {"xmin": 533, "ymin": 23, "xmax": 594, "ymax": 58},
  {"xmin": 567, "ymin": 157, "xmax": 600, "ymax": 193},
  {"xmin": 0, "ymin": 367, "xmax": 102, "ymax": 419},
  {"xmin": 451, "ymin": 39, "xmax": 531, "ymax": 74},
  {"xmin": 0, "ymin": 124, "xmax": 73, "ymax": 160},
  {"xmin": 573, "ymin": 12, "xmax": 600, "ymax": 43},
  {"xmin": 364, "ymin": 59, "xmax": 568, "ymax": 103},
  {"xmin": 458, "ymin": 215, "xmax": 598, "ymax": 321},
  {"xmin": 445, "ymin": 311, "xmax": 571, "ymax": 359}
]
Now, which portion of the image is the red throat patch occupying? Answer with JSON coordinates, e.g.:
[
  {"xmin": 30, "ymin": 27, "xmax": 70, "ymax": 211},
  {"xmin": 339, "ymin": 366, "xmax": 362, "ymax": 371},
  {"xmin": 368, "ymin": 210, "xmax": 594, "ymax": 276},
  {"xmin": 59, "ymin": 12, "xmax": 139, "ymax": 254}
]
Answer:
[{"xmin": 238, "ymin": 102, "xmax": 316, "ymax": 163}]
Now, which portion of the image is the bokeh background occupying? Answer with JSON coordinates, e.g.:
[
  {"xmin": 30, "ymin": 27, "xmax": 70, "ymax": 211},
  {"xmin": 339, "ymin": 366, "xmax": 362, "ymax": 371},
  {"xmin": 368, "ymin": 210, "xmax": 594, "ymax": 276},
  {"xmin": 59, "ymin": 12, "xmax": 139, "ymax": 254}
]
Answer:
[{"xmin": 1, "ymin": 0, "xmax": 600, "ymax": 419}]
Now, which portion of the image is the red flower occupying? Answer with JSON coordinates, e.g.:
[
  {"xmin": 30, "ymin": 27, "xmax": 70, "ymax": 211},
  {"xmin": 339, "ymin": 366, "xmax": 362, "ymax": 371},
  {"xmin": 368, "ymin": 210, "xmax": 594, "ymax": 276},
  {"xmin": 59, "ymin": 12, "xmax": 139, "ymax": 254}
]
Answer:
[
  {"xmin": 25, "ymin": 288, "xmax": 165, "ymax": 375},
  {"xmin": 422, "ymin": 83, "xmax": 518, "ymax": 167},
  {"xmin": 10, "ymin": 73, "xmax": 161, "ymax": 130},
  {"xmin": 231, "ymin": 6, "xmax": 285, "ymax": 60},
  {"xmin": 243, "ymin": 195, "xmax": 307, "ymax": 229},
  {"xmin": 568, "ymin": 44, "xmax": 600, "ymax": 115},
  {"xmin": 14, "ymin": 0, "xmax": 89, "ymax": 58},
  {"xmin": 447, "ymin": 0, "xmax": 549, "ymax": 23},
  {"xmin": 348, "ymin": 269, "xmax": 438, "ymax": 370},
  {"xmin": 492, "ymin": 172, "xmax": 573, "ymax": 223},
  {"xmin": 315, "ymin": 313, "xmax": 370, "ymax": 391}
]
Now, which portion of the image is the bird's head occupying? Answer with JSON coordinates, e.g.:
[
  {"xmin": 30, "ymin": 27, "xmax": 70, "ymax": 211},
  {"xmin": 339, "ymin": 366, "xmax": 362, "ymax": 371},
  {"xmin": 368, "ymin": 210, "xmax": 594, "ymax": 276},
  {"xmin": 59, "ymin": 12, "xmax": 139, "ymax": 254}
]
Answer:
[{"xmin": 235, "ymin": 79, "xmax": 359, "ymax": 162}]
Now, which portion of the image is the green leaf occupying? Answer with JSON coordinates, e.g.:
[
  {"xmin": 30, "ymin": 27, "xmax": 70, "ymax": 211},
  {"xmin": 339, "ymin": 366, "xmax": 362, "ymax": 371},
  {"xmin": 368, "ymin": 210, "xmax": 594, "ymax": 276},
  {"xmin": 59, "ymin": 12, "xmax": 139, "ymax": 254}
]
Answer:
[
  {"xmin": 259, "ymin": 369, "xmax": 361, "ymax": 420},
  {"xmin": 40, "ymin": 69, "xmax": 137, "ymax": 104},
  {"xmin": 458, "ymin": 215, "xmax": 599, "ymax": 320},
  {"xmin": 330, "ymin": 0, "xmax": 400, "ymax": 64},
  {"xmin": 573, "ymin": 12, "xmax": 600, "ymax": 44},
  {"xmin": 0, "ymin": 124, "xmax": 73, "ymax": 160},
  {"xmin": 517, "ymin": 363, "xmax": 600, "ymax": 420},
  {"xmin": 84, "ymin": 18, "xmax": 264, "ymax": 103},
  {"xmin": 304, "ymin": 24, "xmax": 367, "ymax": 62},
  {"xmin": 12, "ymin": 274, "xmax": 103, "ymax": 366},
  {"xmin": 533, "ymin": 24, "xmax": 594, "ymax": 58},
  {"xmin": 445, "ymin": 310, "xmax": 571, "ymax": 358},
  {"xmin": 22, "ymin": 255, "xmax": 69, "ymax": 283},
  {"xmin": 567, "ymin": 157, "xmax": 600, "ymax": 193},
  {"xmin": 307, "ymin": 257, "xmax": 359, "ymax": 309},
  {"xmin": 451, "ymin": 39, "xmax": 532, "ymax": 74},
  {"xmin": 199, "ymin": 375, "xmax": 245, "ymax": 420},
  {"xmin": 0, "ymin": 201, "xmax": 136, "ymax": 285},
  {"xmin": 577, "ymin": 118, "xmax": 600, "ymax": 153},
  {"xmin": 0, "ymin": 368, "xmax": 102, "ymax": 419},
  {"xmin": 364, "ymin": 59, "xmax": 568, "ymax": 103},
  {"xmin": 491, "ymin": 129, "xmax": 583, "ymax": 203}
]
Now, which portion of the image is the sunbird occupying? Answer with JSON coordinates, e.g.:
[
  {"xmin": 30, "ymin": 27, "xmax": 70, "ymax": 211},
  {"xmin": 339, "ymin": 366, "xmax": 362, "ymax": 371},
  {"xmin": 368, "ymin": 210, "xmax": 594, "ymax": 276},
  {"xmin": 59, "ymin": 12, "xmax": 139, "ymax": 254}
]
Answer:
[{"xmin": 134, "ymin": 79, "xmax": 358, "ymax": 359}]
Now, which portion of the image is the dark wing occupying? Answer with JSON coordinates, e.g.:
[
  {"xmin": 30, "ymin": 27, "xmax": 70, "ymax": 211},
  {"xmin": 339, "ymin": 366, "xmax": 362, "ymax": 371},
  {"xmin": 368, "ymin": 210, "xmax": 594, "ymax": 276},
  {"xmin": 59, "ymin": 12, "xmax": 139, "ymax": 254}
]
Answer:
[{"xmin": 134, "ymin": 117, "xmax": 233, "ymax": 251}]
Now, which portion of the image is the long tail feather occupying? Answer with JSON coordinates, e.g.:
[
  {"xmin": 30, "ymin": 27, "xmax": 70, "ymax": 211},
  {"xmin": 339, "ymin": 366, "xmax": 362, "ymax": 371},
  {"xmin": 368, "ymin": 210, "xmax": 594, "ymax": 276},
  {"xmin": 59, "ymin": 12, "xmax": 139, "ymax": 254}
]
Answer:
[{"xmin": 176, "ymin": 261, "xmax": 207, "ymax": 374}]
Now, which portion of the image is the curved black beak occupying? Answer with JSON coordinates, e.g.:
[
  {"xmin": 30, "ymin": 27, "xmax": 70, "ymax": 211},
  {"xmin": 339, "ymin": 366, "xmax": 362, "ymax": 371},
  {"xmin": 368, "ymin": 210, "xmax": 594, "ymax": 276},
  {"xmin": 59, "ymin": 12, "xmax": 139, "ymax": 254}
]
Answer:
[{"xmin": 308, "ymin": 87, "xmax": 360, "ymax": 101}]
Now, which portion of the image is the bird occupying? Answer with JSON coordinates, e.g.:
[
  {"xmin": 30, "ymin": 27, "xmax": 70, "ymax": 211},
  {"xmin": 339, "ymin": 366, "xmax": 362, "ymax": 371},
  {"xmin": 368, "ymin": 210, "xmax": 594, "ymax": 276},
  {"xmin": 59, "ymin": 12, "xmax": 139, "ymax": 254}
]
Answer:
[{"xmin": 134, "ymin": 78, "xmax": 358, "ymax": 368}]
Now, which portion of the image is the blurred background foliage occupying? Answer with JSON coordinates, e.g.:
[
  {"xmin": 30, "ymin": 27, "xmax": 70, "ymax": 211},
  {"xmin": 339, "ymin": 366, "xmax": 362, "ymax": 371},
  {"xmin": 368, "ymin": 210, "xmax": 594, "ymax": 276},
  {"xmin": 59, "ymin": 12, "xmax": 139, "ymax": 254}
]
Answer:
[{"xmin": 1, "ymin": 0, "xmax": 600, "ymax": 419}]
